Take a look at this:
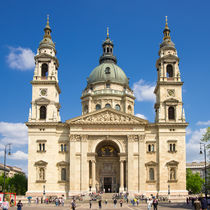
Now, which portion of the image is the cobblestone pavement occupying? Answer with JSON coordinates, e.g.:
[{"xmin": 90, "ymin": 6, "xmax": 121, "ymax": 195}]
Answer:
[{"xmin": 9, "ymin": 202, "xmax": 193, "ymax": 210}]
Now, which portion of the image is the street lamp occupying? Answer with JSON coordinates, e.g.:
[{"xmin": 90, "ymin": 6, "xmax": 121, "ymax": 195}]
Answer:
[
  {"xmin": 3, "ymin": 144, "xmax": 11, "ymax": 198},
  {"xmin": 200, "ymin": 143, "xmax": 207, "ymax": 200}
]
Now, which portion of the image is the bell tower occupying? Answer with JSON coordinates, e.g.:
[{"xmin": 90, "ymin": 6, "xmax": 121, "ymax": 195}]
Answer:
[
  {"xmin": 28, "ymin": 16, "xmax": 61, "ymax": 122},
  {"xmin": 154, "ymin": 17, "xmax": 185, "ymax": 123}
]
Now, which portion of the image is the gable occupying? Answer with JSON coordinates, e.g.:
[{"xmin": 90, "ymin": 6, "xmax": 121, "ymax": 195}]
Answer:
[
  {"xmin": 35, "ymin": 97, "xmax": 50, "ymax": 105},
  {"xmin": 34, "ymin": 160, "xmax": 48, "ymax": 166},
  {"xmin": 66, "ymin": 108, "xmax": 148, "ymax": 125}
]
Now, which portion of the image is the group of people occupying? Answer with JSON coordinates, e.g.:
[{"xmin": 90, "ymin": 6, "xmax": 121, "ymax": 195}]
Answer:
[
  {"xmin": 0, "ymin": 197, "xmax": 23, "ymax": 210},
  {"xmin": 192, "ymin": 197, "xmax": 208, "ymax": 210}
]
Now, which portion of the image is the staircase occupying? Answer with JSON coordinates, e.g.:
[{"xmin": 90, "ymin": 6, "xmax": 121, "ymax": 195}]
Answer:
[{"xmin": 102, "ymin": 193, "xmax": 114, "ymax": 201}]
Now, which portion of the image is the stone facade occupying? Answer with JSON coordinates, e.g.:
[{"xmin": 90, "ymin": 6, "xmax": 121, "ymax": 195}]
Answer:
[{"xmin": 26, "ymin": 18, "xmax": 188, "ymax": 198}]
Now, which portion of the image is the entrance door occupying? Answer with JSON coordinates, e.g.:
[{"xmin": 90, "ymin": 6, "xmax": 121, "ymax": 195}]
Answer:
[{"xmin": 104, "ymin": 177, "xmax": 112, "ymax": 193}]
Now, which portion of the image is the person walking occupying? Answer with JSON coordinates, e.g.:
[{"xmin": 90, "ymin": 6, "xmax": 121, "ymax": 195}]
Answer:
[
  {"xmin": 201, "ymin": 197, "xmax": 208, "ymax": 210},
  {"xmin": 113, "ymin": 198, "xmax": 117, "ymax": 208},
  {"xmin": 153, "ymin": 198, "xmax": 158, "ymax": 210},
  {"xmin": 105, "ymin": 199, "xmax": 108, "ymax": 205},
  {"xmin": 71, "ymin": 200, "xmax": 76, "ymax": 210},
  {"xmin": 194, "ymin": 198, "xmax": 201, "ymax": 210},
  {"xmin": 119, "ymin": 199, "xmax": 123, "ymax": 207},
  {"xmin": 89, "ymin": 200, "xmax": 92, "ymax": 209},
  {"xmin": 147, "ymin": 198, "xmax": 153, "ymax": 210},
  {"xmin": 98, "ymin": 199, "xmax": 102, "ymax": 209},
  {"xmin": 17, "ymin": 200, "xmax": 23, "ymax": 210},
  {"xmin": 2, "ymin": 197, "xmax": 9, "ymax": 210}
]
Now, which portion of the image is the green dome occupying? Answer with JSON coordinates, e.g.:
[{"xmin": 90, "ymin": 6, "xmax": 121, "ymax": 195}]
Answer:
[{"xmin": 87, "ymin": 63, "xmax": 129, "ymax": 85}]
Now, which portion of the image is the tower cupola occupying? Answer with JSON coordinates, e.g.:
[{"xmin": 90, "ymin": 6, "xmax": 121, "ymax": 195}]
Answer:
[
  {"xmin": 99, "ymin": 27, "xmax": 117, "ymax": 64},
  {"xmin": 39, "ymin": 15, "xmax": 55, "ymax": 51}
]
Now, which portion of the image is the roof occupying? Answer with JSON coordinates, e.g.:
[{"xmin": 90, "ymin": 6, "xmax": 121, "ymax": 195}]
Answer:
[{"xmin": 87, "ymin": 62, "xmax": 129, "ymax": 85}]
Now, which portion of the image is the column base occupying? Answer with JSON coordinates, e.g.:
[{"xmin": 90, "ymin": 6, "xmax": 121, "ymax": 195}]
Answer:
[{"xmin": 119, "ymin": 187, "xmax": 125, "ymax": 193}]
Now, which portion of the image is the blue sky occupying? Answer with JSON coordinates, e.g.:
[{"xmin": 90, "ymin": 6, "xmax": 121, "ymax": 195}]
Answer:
[{"xmin": 0, "ymin": 0, "xmax": 209, "ymax": 173}]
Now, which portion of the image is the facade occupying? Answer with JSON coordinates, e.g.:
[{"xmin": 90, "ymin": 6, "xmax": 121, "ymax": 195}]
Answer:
[
  {"xmin": 26, "ymin": 17, "xmax": 188, "ymax": 198},
  {"xmin": 186, "ymin": 162, "xmax": 210, "ymax": 179},
  {"xmin": 0, "ymin": 163, "xmax": 24, "ymax": 177}
]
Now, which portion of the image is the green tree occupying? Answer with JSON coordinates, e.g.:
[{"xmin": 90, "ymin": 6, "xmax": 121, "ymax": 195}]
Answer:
[
  {"xmin": 9, "ymin": 174, "xmax": 27, "ymax": 195},
  {"xmin": 186, "ymin": 169, "xmax": 204, "ymax": 194}
]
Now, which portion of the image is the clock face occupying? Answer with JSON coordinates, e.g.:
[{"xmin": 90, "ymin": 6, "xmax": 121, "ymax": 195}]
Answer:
[
  {"xmin": 167, "ymin": 89, "xmax": 175, "ymax": 97},
  {"xmin": 40, "ymin": 89, "xmax": 47, "ymax": 96}
]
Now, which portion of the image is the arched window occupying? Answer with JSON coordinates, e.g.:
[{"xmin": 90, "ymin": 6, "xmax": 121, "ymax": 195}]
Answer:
[
  {"xmin": 107, "ymin": 47, "xmax": 110, "ymax": 53},
  {"xmin": 61, "ymin": 168, "xmax": 66, "ymax": 181},
  {"xmin": 61, "ymin": 144, "xmax": 63, "ymax": 152},
  {"xmin": 168, "ymin": 106, "xmax": 175, "ymax": 120},
  {"xmin": 128, "ymin": 105, "xmax": 132, "ymax": 114},
  {"xmin": 148, "ymin": 144, "xmax": 151, "ymax": 152},
  {"xmin": 41, "ymin": 63, "xmax": 48, "ymax": 77},
  {"xmin": 170, "ymin": 144, "xmax": 172, "ymax": 151},
  {"xmin": 173, "ymin": 144, "xmax": 176, "ymax": 151},
  {"xmin": 105, "ymin": 67, "xmax": 110, "ymax": 74},
  {"xmin": 39, "ymin": 143, "xmax": 42, "ymax": 151},
  {"xmin": 96, "ymin": 104, "xmax": 101, "ymax": 110},
  {"xmin": 40, "ymin": 106, "xmax": 46, "ymax": 119},
  {"xmin": 170, "ymin": 168, "xmax": 176, "ymax": 180},
  {"xmin": 151, "ymin": 144, "xmax": 154, "ymax": 152},
  {"xmin": 149, "ymin": 168, "xmax": 154, "ymax": 180},
  {"xmin": 105, "ymin": 103, "xmax": 111, "ymax": 108},
  {"xmin": 115, "ymin": 104, "xmax": 121, "ymax": 111},
  {"xmin": 84, "ymin": 105, "xmax": 88, "ymax": 114},
  {"xmin": 42, "ymin": 144, "xmax": 45, "ymax": 151},
  {"xmin": 166, "ymin": 64, "xmax": 173, "ymax": 78},
  {"xmin": 39, "ymin": 168, "xmax": 45, "ymax": 180},
  {"xmin": 64, "ymin": 144, "xmax": 67, "ymax": 152}
]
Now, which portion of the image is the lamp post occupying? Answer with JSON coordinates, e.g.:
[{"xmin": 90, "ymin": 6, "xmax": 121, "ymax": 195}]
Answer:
[
  {"xmin": 200, "ymin": 143, "xmax": 207, "ymax": 200},
  {"xmin": 3, "ymin": 144, "xmax": 11, "ymax": 198}
]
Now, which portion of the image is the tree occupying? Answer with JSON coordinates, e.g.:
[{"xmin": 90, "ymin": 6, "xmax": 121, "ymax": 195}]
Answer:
[
  {"xmin": 186, "ymin": 169, "xmax": 204, "ymax": 194},
  {"xmin": 0, "ymin": 173, "xmax": 27, "ymax": 195}
]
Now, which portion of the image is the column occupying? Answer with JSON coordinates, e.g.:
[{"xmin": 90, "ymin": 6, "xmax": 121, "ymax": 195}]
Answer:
[
  {"xmin": 120, "ymin": 160, "xmax": 124, "ymax": 192},
  {"xmin": 92, "ymin": 160, "xmax": 96, "ymax": 192}
]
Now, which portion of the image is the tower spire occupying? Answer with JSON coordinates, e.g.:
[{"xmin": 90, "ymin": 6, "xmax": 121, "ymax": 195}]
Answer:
[
  {"xmin": 163, "ymin": 16, "xmax": 171, "ymax": 40},
  {"xmin": 44, "ymin": 15, "xmax": 52, "ymax": 38},
  {"xmin": 107, "ymin": 27, "xmax": 109, "ymax": 38}
]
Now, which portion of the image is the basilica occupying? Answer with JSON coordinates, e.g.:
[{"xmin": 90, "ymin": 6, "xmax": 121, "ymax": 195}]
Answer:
[{"xmin": 26, "ymin": 17, "xmax": 188, "ymax": 199}]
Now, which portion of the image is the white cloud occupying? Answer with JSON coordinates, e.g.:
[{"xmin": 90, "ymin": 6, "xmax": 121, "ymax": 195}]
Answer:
[
  {"xmin": 0, "ymin": 122, "xmax": 28, "ymax": 146},
  {"xmin": 133, "ymin": 79, "xmax": 155, "ymax": 102},
  {"xmin": 186, "ymin": 128, "xmax": 207, "ymax": 162},
  {"xmin": 135, "ymin": 113, "xmax": 147, "ymax": 120},
  {"xmin": 7, "ymin": 47, "xmax": 35, "ymax": 70},
  {"xmin": 9, "ymin": 151, "xmax": 28, "ymax": 160},
  {"xmin": 196, "ymin": 120, "xmax": 210, "ymax": 126}
]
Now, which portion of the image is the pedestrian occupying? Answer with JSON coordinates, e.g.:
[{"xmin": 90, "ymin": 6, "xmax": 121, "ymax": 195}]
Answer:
[
  {"xmin": 105, "ymin": 199, "xmax": 108, "ymax": 205},
  {"xmin": 201, "ymin": 197, "xmax": 208, "ymax": 210},
  {"xmin": 120, "ymin": 199, "xmax": 123, "ymax": 207},
  {"xmin": 98, "ymin": 199, "xmax": 102, "ymax": 209},
  {"xmin": 113, "ymin": 198, "xmax": 117, "ymax": 208},
  {"xmin": 153, "ymin": 197, "xmax": 158, "ymax": 210},
  {"xmin": 147, "ymin": 198, "xmax": 153, "ymax": 210},
  {"xmin": 2, "ymin": 197, "xmax": 9, "ymax": 210},
  {"xmin": 61, "ymin": 198, "xmax": 64, "ymax": 206},
  {"xmin": 137, "ymin": 199, "xmax": 139, "ymax": 206},
  {"xmin": 126, "ymin": 198, "xmax": 129, "ymax": 203},
  {"xmin": 194, "ymin": 198, "xmax": 201, "ymax": 210},
  {"xmin": 89, "ymin": 200, "xmax": 92, "ymax": 208},
  {"xmin": 17, "ymin": 200, "xmax": 23, "ymax": 210},
  {"xmin": 71, "ymin": 200, "xmax": 76, "ymax": 210}
]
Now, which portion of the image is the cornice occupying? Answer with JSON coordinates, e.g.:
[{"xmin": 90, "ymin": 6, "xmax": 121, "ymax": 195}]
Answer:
[
  {"xmin": 156, "ymin": 122, "xmax": 189, "ymax": 127},
  {"xmin": 25, "ymin": 122, "xmax": 68, "ymax": 127},
  {"xmin": 31, "ymin": 80, "xmax": 61, "ymax": 94}
]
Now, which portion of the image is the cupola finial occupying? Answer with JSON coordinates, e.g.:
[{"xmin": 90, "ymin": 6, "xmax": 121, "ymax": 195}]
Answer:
[
  {"xmin": 163, "ymin": 16, "xmax": 171, "ymax": 40},
  {"xmin": 107, "ymin": 27, "xmax": 109, "ymax": 38}
]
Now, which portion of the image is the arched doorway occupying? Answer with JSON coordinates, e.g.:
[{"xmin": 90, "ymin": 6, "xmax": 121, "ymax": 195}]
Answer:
[{"xmin": 95, "ymin": 141, "xmax": 120, "ymax": 193}]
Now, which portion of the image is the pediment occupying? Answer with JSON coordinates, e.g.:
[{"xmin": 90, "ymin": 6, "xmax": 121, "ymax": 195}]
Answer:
[
  {"xmin": 164, "ymin": 98, "xmax": 179, "ymax": 103},
  {"xmin": 145, "ymin": 161, "xmax": 158, "ymax": 166},
  {"xmin": 66, "ymin": 108, "xmax": 148, "ymax": 125},
  {"xmin": 35, "ymin": 97, "xmax": 50, "ymax": 105},
  {"xmin": 56, "ymin": 161, "xmax": 69, "ymax": 166},
  {"xmin": 166, "ymin": 160, "xmax": 179, "ymax": 166},
  {"xmin": 34, "ymin": 160, "xmax": 48, "ymax": 166}
]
